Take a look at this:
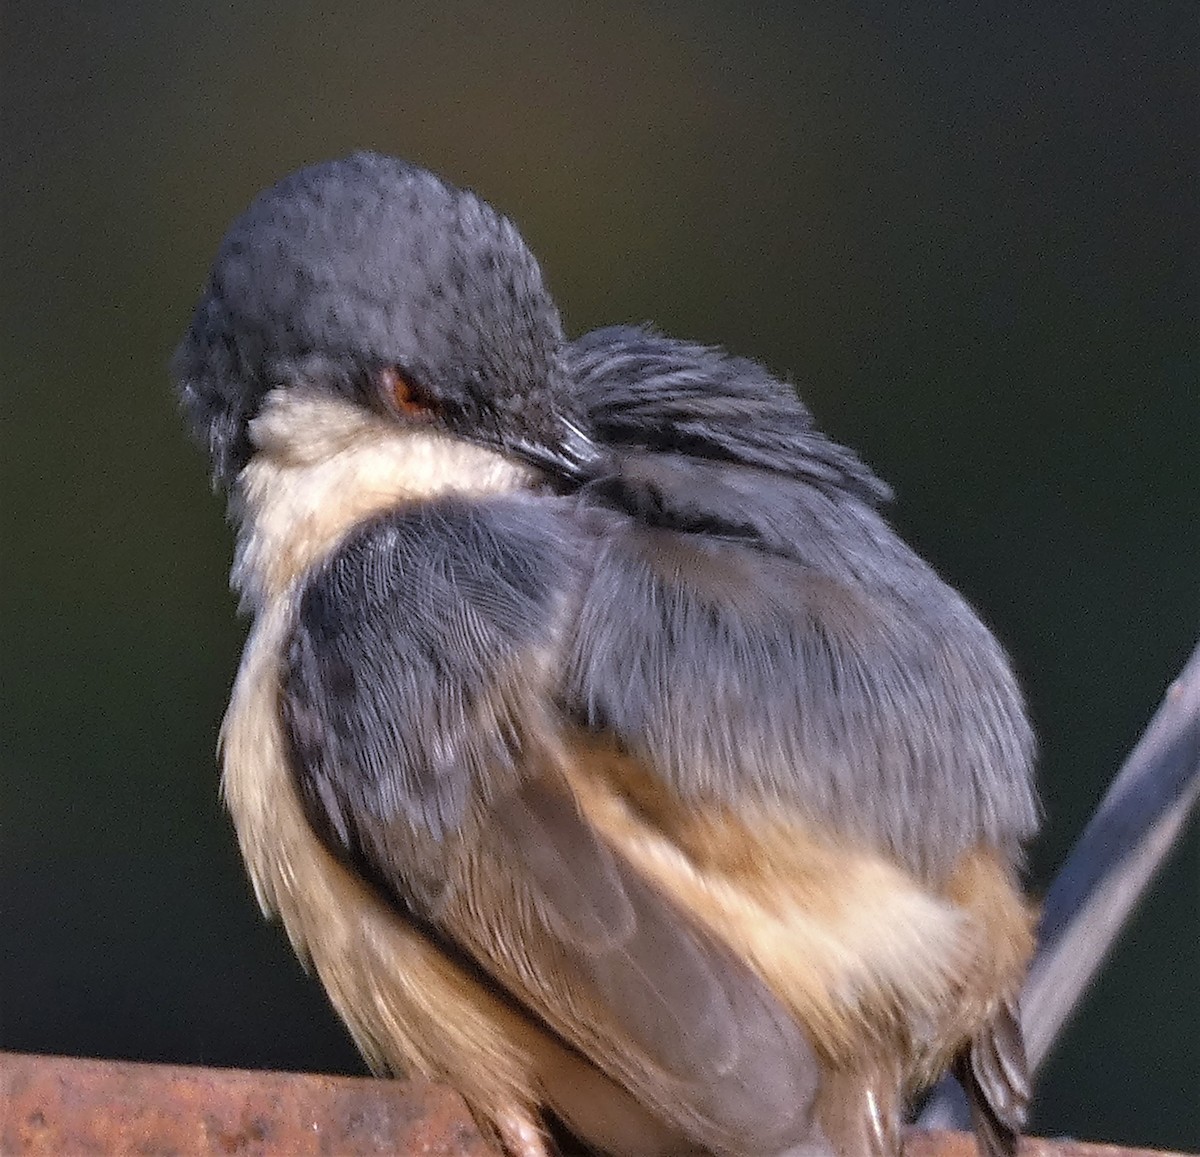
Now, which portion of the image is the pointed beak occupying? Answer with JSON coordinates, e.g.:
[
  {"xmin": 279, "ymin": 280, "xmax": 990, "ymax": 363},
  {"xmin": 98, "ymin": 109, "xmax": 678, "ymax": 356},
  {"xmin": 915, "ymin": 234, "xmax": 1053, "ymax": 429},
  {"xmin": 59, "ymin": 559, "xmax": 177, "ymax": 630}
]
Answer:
[{"xmin": 511, "ymin": 417, "xmax": 604, "ymax": 486}]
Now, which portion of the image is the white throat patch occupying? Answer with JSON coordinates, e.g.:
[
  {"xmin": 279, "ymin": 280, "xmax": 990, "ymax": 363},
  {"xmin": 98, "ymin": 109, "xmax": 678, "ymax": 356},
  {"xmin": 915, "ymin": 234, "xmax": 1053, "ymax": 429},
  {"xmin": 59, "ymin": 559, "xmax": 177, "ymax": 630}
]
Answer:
[{"xmin": 231, "ymin": 389, "xmax": 533, "ymax": 609}]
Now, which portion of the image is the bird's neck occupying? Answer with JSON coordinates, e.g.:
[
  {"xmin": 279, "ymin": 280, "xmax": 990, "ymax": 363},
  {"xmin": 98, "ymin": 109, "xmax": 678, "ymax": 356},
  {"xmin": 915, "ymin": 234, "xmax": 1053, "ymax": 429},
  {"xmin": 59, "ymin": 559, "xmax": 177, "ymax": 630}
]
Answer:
[{"xmin": 230, "ymin": 390, "xmax": 532, "ymax": 611}]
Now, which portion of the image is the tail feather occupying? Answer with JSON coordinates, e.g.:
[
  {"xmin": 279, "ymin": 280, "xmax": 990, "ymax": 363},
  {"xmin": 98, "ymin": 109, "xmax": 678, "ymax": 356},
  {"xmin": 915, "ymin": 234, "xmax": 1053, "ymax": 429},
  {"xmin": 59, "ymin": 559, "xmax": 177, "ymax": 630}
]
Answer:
[{"xmin": 957, "ymin": 998, "xmax": 1030, "ymax": 1157}]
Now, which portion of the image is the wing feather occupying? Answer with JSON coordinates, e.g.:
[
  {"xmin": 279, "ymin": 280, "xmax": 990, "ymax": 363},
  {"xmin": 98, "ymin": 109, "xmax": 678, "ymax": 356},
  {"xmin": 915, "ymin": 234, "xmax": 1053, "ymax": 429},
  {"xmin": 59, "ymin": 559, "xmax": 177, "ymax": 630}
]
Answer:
[
  {"xmin": 565, "ymin": 327, "xmax": 1038, "ymax": 881},
  {"xmin": 282, "ymin": 494, "xmax": 822, "ymax": 1155},
  {"xmin": 281, "ymin": 327, "xmax": 1040, "ymax": 1153}
]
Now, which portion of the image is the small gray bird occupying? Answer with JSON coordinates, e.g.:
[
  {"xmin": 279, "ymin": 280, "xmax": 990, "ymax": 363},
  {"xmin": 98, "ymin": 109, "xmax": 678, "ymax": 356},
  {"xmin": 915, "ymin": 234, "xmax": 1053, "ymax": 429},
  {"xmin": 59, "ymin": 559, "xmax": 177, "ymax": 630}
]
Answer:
[{"xmin": 174, "ymin": 152, "xmax": 1039, "ymax": 1157}]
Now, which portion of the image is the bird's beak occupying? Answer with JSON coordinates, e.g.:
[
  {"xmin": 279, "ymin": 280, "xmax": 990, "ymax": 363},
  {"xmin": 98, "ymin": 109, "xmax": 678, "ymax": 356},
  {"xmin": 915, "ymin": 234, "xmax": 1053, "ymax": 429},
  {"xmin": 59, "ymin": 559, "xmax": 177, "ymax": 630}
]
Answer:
[{"xmin": 511, "ymin": 417, "xmax": 604, "ymax": 487}]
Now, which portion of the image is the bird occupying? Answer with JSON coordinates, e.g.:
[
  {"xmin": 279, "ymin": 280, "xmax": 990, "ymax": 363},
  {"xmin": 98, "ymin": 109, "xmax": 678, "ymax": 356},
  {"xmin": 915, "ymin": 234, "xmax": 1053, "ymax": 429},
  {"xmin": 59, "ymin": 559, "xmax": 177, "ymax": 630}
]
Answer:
[{"xmin": 173, "ymin": 152, "xmax": 1040, "ymax": 1157}]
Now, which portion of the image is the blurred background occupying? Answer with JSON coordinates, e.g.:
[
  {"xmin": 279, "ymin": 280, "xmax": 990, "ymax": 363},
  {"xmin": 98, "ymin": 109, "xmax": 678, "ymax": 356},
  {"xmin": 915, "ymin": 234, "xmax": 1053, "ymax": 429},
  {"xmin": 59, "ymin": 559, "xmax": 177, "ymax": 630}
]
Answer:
[{"xmin": 2, "ymin": 0, "xmax": 1197, "ymax": 1148}]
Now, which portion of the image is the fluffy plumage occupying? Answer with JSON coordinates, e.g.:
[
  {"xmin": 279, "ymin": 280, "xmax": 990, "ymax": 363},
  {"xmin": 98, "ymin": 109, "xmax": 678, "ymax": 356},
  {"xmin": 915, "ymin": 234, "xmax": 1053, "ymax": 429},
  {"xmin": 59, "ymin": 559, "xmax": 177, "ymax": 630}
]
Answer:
[
  {"xmin": 572, "ymin": 324, "xmax": 891, "ymax": 506},
  {"xmin": 174, "ymin": 152, "xmax": 578, "ymax": 486},
  {"xmin": 176, "ymin": 154, "xmax": 1039, "ymax": 1157}
]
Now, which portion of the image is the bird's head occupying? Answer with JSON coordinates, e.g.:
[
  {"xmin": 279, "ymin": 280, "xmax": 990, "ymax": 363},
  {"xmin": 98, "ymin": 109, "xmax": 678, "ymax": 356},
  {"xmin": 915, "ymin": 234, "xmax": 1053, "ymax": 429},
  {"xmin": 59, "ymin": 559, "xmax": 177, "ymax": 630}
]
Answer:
[{"xmin": 172, "ymin": 152, "xmax": 597, "ymax": 494}]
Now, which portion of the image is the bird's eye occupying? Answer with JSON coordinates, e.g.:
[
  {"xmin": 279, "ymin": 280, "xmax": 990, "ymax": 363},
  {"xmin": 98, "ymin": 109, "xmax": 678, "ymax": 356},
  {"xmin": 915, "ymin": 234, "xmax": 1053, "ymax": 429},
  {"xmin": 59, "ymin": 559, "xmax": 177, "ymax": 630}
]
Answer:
[{"xmin": 372, "ymin": 366, "xmax": 440, "ymax": 421}]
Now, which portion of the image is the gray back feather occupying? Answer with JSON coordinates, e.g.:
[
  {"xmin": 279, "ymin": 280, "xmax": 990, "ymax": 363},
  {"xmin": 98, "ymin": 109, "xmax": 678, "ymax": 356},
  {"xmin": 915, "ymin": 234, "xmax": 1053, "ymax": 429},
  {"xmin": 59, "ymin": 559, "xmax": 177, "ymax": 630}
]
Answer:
[
  {"xmin": 562, "ymin": 325, "xmax": 1038, "ymax": 877},
  {"xmin": 571, "ymin": 325, "xmax": 892, "ymax": 505}
]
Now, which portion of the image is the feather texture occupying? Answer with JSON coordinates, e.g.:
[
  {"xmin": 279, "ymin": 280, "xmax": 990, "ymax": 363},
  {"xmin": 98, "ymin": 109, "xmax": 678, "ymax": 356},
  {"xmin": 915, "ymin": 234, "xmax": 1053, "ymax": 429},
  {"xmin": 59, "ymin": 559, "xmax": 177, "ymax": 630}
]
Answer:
[
  {"xmin": 281, "ymin": 497, "xmax": 824, "ymax": 1154},
  {"xmin": 279, "ymin": 486, "xmax": 1034, "ymax": 1153},
  {"xmin": 181, "ymin": 157, "xmax": 1040, "ymax": 1157}
]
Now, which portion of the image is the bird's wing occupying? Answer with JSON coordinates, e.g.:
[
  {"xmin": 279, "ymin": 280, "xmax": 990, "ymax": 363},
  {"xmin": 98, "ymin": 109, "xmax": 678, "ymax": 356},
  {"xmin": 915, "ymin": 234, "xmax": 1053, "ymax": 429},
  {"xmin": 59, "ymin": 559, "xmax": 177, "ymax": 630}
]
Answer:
[
  {"xmin": 564, "ymin": 326, "xmax": 1038, "ymax": 1154},
  {"xmin": 281, "ymin": 493, "xmax": 823, "ymax": 1157},
  {"xmin": 562, "ymin": 327, "xmax": 1037, "ymax": 880},
  {"xmin": 560, "ymin": 497, "xmax": 1036, "ymax": 882}
]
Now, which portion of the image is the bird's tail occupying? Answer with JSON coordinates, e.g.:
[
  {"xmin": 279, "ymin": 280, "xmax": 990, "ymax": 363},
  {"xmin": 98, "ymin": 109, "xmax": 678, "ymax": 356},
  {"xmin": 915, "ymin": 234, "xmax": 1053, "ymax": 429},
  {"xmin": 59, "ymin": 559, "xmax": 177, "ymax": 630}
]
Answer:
[{"xmin": 955, "ymin": 997, "xmax": 1031, "ymax": 1157}]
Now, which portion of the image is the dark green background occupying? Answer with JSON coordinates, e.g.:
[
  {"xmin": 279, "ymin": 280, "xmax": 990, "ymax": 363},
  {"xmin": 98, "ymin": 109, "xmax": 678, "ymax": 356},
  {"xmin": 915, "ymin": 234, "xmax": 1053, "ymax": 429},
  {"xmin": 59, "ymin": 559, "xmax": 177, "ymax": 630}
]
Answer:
[{"xmin": 3, "ymin": 0, "xmax": 1197, "ymax": 1148}]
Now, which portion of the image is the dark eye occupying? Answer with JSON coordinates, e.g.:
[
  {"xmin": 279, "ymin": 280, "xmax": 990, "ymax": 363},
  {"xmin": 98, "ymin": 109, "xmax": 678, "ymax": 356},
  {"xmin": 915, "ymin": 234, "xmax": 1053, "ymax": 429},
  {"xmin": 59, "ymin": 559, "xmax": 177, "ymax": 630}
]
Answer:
[{"xmin": 371, "ymin": 366, "xmax": 441, "ymax": 420}]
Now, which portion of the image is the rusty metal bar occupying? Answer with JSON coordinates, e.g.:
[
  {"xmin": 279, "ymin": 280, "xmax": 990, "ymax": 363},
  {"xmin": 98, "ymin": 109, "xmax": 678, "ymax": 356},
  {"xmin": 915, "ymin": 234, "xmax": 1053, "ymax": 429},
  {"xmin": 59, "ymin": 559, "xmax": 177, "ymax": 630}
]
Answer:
[
  {"xmin": 0, "ymin": 1051, "xmax": 499, "ymax": 1155},
  {"xmin": 1, "ymin": 1051, "xmax": 1191, "ymax": 1156}
]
